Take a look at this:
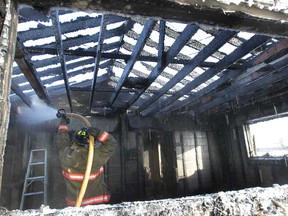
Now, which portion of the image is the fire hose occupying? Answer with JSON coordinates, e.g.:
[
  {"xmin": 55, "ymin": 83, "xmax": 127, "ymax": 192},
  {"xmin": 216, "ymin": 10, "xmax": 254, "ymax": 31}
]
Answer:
[{"xmin": 56, "ymin": 109, "xmax": 94, "ymax": 207}]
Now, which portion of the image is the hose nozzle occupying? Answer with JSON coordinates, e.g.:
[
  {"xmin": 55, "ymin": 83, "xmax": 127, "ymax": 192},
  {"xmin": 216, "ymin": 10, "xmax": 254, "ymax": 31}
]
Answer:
[{"xmin": 56, "ymin": 109, "xmax": 70, "ymax": 124}]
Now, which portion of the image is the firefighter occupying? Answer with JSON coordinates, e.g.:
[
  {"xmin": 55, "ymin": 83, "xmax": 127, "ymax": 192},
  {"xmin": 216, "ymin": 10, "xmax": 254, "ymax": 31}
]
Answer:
[{"xmin": 56, "ymin": 116, "xmax": 117, "ymax": 206}]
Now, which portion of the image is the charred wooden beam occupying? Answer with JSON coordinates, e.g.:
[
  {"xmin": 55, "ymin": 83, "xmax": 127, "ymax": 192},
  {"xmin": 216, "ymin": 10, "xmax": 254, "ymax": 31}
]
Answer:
[
  {"xmin": 11, "ymin": 80, "xmax": 32, "ymax": 107},
  {"xmin": 109, "ymin": 19, "xmax": 156, "ymax": 105},
  {"xmin": 23, "ymin": 46, "xmax": 219, "ymax": 67},
  {"xmin": 13, "ymin": 59, "xmax": 112, "ymax": 87},
  {"xmin": 161, "ymin": 69, "xmax": 242, "ymax": 114},
  {"xmin": 89, "ymin": 15, "xmax": 106, "ymax": 111},
  {"xmin": 18, "ymin": 11, "xmax": 128, "ymax": 41},
  {"xmin": 107, "ymin": 18, "xmax": 134, "ymax": 75},
  {"xmin": 126, "ymin": 24, "xmax": 199, "ymax": 110},
  {"xmin": 17, "ymin": 0, "xmax": 288, "ymax": 37},
  {"xmin": 157, "ymin": 20, "xmax": 166, "ymax": 69},
  {"xmin": 19, "ymin": 6, "xmax": 49, "ymax": 22},
  {"xmin": 127, "ymin": 19, "xmax": 227, "ymax": 61},
  {"xmin": 15, "ymin": 41, "xmax": 51, "ymax": 105},
  {"xmin": 164, "ymin": 37, "xmax": 286, "ymax": 113},
  {"xmin": 194, "ymin": 53, "xmax": 288, "ymax": 115},
  {"xmin": 195, "ymin": 54, "xmax": 288, "ymax": 115},
  {"xmin": 224, "ymin": 80, "xmax": 288, "ymax": 116},
  {"xmin": 71, "ymin": 86, "xmax": 178, "ymax": 95},
  {"xmin": 252, "ymin": 38, "xmax": 288, "ymax": 66},
  {"xmin": 138, "ymin": 29, "xmax": 237, "ymax": 115},
  {"xmin": 203, "ymin": 71, "xmax": 288, "ymax": 117},
  {"xmin": 142, "ymin": 35, "xmax": 270, "ymax": 116},
  {"xmin": 51, "ymin": 10, "xmax": 73, "ymax": 112}
]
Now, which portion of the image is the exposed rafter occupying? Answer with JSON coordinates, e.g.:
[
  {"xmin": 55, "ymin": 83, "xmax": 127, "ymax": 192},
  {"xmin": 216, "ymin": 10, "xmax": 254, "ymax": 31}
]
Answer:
[
  {"xmin": 13, "ymin": 7, "xmax": 288, "ymax": 118},
  {"xmin": 170, "ymin": 39, "xmax": 287, "ymax": 115},
  {"xmin": 24, "ymin": 46, "xmax": 219, "ymax": 67},
  {"xmin": 141, "ymin": 35, "xmax": 270, "ymax": 116},
  {"xmin": 14, "ymin": 41, "xmax": 51, "ymax": 105},
  {"xmin": 126, "ymin": 23, "xmax": 199, "ymax": 110},
  {"xmin": 167, "ymin": 38, "xmax": 288, "ymax": 114},
  {"xmin": 89, "ymin": 15, "xmax": 106, "ymax": 111},
  {"xmin": 195, "ymin": 53, "xmax": 288, "ymax": 115},
  {"xmin": 109, "ymin": 19, "xmax": 156, "ymax": 106},
  {"xmin": 11, "ymin": 80, "xmax": 32, "ymax": 107},
  {"xmin": 137, "ymin": 29, "xmax": 237, "ymax": 115},
  {"xmin": 51, "ymin": 10, "xmax": 73, "ymax": 112}
]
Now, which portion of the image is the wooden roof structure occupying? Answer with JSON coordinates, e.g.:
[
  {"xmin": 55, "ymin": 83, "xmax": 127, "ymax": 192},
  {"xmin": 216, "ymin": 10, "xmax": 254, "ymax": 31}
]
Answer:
[{"xmin": 11, "ymin": 6, "xmax": 288, "ymax": 118}]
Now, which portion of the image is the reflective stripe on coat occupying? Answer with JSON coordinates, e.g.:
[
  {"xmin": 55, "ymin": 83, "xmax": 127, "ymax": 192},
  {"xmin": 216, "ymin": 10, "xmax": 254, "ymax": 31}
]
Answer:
[
  {"xmin": 66, "ymin": 194, "xmax": 111, "ymax": 206},
  {"xmin": 62, "ymin": 167, "xmax": 104, "ymax": 181},
  {"xmin": 98, "ymin": 131, "xmax": 109, "ymax": 142}
]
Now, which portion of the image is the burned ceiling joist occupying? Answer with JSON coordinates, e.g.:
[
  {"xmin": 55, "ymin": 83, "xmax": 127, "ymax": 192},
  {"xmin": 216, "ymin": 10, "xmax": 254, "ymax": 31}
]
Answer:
[
  {"xmin": 169, "ymin": 37, "xmax": 288, "ymax": 115},
  {"xmin": 137, "ymin": 29, "xmax": 238, "ymax": 115},
  {"xmin": 14, "ymin": 41, "xmax": 51, "ymax": 105},
  {"xmin": 11, "ymin": 79, "xmax": 32, "ymax": 107},
  {"xmin": 89, "ymin": 14, "xmax": 106, "ymax": 111},
  {"xmin": 127, "ymin": 24, "xmax": 200, "ymax": 111},
  {"xmin": 109, "ymin": 19, "xmax": 156, "ymax": 106},
  {"xmin": 11, "ymin": 6, "xmax": 288, "ymax": 119},
  {"xmin": 177, "ymin": 43, "xmax": 288, "ymax": 116},
  {"xmin": 140, "ymin": 35, "xmax": 271, "ymax": 116},
  {"xmin": 51, "ymin": 10, "xmax": 73, "ymax": 112}
]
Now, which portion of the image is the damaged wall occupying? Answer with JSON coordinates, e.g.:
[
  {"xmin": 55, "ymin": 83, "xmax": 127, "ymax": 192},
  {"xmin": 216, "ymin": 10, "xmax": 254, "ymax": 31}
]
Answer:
[
  {"xmin": 0, "ymin": 0, "xmax": 17, "ymax": 196},
  {"xmin": 2, "ymin": 96, "xmax": 288, "ymax": 211},
  {"xmin": 1, "ymin": 112, "xmax": 223, "ymax": 210},
  {"xmin": 208, "ymin": 102, "xmax": 288, "ymax": 192},
  {"xmin": 3, "ymin": 104, "xmax": 288, "ymax": 210}
]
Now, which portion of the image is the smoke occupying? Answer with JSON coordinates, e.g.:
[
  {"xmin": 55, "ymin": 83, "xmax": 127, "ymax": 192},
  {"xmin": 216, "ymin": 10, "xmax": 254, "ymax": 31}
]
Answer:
[{"xmin": 17, "ymin": 97, "xmax": 58, "ymax": 125}]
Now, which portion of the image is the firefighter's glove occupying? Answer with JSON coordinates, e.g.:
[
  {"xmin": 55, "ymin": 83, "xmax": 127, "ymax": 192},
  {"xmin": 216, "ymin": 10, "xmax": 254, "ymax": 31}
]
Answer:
[
  {"xmin": 60, "ymin": 117, "xmax": 70, "ymax": 124},
  {"xmin": 94, "ymin": 140, "xmax": 102, "ymax": 148},
  {"xmin": 87, "ymin": 127, "xmax": 101, "ymax": 138},
  {"xmin": 88, "ymin": 127, "xmax": 102, "ymax": 148}
]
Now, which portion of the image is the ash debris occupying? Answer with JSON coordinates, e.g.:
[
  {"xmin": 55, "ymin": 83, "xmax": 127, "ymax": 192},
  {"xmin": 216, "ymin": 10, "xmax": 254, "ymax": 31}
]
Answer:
[{"xmin": 2, "ymin": 184, "xmax": 288, "ymax": 216}]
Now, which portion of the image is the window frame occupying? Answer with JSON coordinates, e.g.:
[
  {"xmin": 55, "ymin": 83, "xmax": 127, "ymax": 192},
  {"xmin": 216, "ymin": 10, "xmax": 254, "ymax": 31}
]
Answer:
[{"xmin": 243, "ymin": 112, "xmax": 288, "ymax": 165}]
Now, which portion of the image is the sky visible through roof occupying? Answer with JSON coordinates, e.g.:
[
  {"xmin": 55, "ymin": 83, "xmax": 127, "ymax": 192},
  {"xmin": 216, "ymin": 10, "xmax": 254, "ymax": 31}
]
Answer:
[{"xmin": 13, "ymin": 10, "xmax": 255, "ymax": 97}]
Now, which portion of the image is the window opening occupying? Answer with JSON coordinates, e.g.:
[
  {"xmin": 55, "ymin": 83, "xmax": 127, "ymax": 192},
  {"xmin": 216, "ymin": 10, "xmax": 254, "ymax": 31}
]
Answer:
[{"xmin": 244, "ymin": 113, "xmax": 288, "ymax": 158}]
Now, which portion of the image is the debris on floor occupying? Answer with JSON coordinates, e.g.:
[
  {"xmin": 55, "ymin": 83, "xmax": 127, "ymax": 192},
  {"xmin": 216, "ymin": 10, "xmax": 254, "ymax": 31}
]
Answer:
[{"xmin": 2, "ymin": 184, "xmax": 288, "ymax": 216}]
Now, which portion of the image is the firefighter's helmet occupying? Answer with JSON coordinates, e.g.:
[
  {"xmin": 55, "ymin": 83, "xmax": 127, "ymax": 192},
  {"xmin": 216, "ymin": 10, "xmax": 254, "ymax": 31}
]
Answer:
[{"xmin": 73, "ymin": 128, "xmax": 89, "ymax": 147}]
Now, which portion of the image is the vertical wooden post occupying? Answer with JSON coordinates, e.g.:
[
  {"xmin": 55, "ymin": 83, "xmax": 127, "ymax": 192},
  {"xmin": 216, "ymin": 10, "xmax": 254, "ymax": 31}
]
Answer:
[
  {"xmin": 136, "ymin": 132, "xmax": 144, "ymax": 198},
  {"xmin": 120, "ymin": 115, "xmax": 127, "ymax": 200},
  {"xmin": 0, "ymin": 0, "xmax": 18, "ymax": 195},
  {"xmin": 194, "ymin": 132, "xmax": 203, "ymax": 191},
  {"xmin": 180, "ymin": 133, "xmax": 188, "ymax": 194},
  {"xmin": 206, "ymin": 131, "xmax": 216, "ymax": 187}
]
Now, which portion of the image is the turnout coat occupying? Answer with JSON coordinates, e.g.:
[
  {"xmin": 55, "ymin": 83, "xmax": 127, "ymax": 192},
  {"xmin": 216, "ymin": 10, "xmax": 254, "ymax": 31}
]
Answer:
[{"xmin": 56, "ymin": 123, "xmax": 117, "ymax": 206}]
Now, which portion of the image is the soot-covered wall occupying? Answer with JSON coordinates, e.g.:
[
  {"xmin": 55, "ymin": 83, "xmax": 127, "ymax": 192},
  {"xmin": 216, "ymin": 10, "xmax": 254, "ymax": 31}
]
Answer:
[
  {"xmin": 209, "ymin": 104, "xmax": 288, "ymax": 192},
  {"xmin": 1, "ymin": 111, "xmax": 224, "ymax": 210}
]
